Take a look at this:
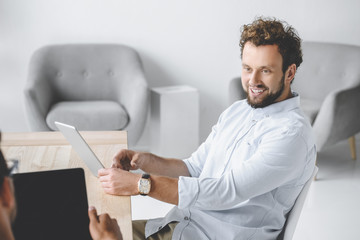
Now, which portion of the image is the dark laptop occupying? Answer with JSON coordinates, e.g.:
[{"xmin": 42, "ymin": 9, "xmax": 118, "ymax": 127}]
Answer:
[{"xmin": 11, "ymin": 168, "xmax": 92, "ymax": 240}]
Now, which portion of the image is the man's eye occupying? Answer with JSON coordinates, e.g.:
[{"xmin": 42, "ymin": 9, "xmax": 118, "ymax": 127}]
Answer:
[{"xmin": 262, "ymin": 69, "xmax": 270, "ymax": 73}]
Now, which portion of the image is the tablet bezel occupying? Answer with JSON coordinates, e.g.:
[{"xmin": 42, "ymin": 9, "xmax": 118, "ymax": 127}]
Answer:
[{"xmin": 55, "ymin": 121, "xmax": 105, "ymax": 177}]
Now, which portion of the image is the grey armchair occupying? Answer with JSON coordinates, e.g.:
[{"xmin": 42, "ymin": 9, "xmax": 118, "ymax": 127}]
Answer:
[
  {"xmin": 24, "ymin": 44, "xmax": 149, "ymax": 146},
  {"xmin": 229, "ymin": 42, "xmax": 360, "ymax": 159}
]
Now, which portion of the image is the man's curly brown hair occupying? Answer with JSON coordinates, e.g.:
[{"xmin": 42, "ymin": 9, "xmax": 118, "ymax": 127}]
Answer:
[{"xmin": 240, "ymin": 17, "xmax": 303, "ymax": 74}]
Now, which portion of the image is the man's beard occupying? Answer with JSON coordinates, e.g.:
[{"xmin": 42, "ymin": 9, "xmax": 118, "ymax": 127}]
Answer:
[{"xmin": 246, "ymin": 75, "xmax": 285, "ymax": 109}]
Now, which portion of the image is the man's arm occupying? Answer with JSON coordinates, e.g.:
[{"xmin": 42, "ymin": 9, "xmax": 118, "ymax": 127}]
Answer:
[
  {"xmin": 99, "ymin": 110, "xmax": 221, "ymax": 204},
  {"xmin": 98, "ymin": 168, "xmax": 180, "ymax": 205},
  {"xmin": 98, "ymin": 150, "xmax": 190, "ymax": 205},
  {"xmin": 177, "ymin": 129, "xmax": 316, "ymax": 211},
  {"xmin": 112, "ymin": 150, "xmax": 190, "ymax": 178}
]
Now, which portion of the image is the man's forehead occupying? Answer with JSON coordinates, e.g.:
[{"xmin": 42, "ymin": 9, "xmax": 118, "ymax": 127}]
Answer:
[{"xmin": 242, "ymin": 42, "xmax": 283, "ymax": 68}]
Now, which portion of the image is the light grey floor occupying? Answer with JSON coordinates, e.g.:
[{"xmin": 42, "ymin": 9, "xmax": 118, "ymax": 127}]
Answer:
[{"xmin": 132, "ymin": 137, "xmax": 360, "ymax": 240}]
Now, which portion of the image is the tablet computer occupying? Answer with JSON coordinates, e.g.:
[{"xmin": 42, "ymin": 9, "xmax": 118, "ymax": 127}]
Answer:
[
  {"xmin": 12, "ymin": 168, "xmax": 92, "ymax": 240},
  {"xmin": 55, "ymin": 121, "xmax": 104, "ymax": 177}
]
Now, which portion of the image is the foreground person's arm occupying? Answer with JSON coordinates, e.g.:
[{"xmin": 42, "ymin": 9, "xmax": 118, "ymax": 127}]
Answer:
[{"xmin": 88, "ymin": 206, "xmax": 122, "ymax": 240}]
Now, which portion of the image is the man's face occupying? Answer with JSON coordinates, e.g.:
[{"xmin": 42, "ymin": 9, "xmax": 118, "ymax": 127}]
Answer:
[{"xmin": 241, "ymin": 42, "xmax": 291, "ymax": 108}]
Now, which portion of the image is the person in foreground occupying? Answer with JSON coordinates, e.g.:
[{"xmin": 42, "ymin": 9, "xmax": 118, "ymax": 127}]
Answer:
[
  {"xmin": 0, "ymin": 132, "xmax": 122, "ymax": 240},
  {"xmin": 100, "ymin": 17, "xmax": 317, "ymax": 239}
]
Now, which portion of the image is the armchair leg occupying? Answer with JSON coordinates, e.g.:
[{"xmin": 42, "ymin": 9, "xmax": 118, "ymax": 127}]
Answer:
[
  {"xmin": 348, "ymin": 136, "xmax": 356, "ymax": 160},
  {"xmin": 314, "ymin": 155, "xmax": 318, "ymax": 181}
]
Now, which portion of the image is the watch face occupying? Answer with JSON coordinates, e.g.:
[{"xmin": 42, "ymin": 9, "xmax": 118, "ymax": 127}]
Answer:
[{"xmin": 139, "ymin": 178, "xmax": 151, "ymax": 195}]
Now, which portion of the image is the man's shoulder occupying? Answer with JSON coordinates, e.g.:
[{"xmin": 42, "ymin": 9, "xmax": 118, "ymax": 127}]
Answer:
[{"xmin": 259, "ymin": 108, "xmax": 315, "ymax": 145}]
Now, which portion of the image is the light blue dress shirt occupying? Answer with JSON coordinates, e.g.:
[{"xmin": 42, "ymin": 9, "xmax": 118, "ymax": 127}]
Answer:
[{"xmin": 145, "ymin": 94, "xmax": 317, "ymax": 240}]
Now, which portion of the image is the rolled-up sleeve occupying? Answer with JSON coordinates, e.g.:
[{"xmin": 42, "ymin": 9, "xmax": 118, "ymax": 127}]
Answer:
[
  {"xmin": 178, "ymin": 127, "xmax": 309, "ymax": 210},
  {"xmin": 183, "ymin": 109, "xmax": 227, "ymax": 177},
  {"xmin": 183, "ymin": 133, "xmax": 213, "ymax": 178}
]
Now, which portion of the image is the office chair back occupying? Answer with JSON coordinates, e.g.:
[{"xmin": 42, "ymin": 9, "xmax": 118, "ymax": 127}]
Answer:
[{"xmin": 278, "ymin": 166, "xmax": 318, "ymax": 240}]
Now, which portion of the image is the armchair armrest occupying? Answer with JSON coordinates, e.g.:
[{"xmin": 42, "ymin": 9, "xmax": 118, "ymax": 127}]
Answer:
[
  {"xmin": 122, "ymin": 78, "xmax": 149, "ymax": 147},
  {"xmin": 24, "ymin": 51, "xmax": 55, "ymax": 131},
  {"xmin": 114, "ymin": 57, "xmax": 149, "ymax": 146},
  {"xmin": 228, "ymin": 77, "xmax": 246, "ymax": 105},
  {"xmin": 312, "ymin": 84, "xmax": 360, "ymax": 151}
]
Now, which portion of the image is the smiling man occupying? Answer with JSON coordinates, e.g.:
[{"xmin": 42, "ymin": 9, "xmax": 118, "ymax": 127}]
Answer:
[
  {"xmin": 240, "ymin": 19, "xmax": 301, "ymax": 109},
  {"xmin": 99, "ymin": 17, "xmax": 316, "ymax": 240}
]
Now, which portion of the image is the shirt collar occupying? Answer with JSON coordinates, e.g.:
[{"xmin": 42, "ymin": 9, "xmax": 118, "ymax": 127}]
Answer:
[{"xmin": 249, "ymin": 92, "xmax": 300, "ymax": 120}]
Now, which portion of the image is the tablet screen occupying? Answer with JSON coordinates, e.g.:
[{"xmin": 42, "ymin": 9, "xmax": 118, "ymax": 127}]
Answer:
[{"xmin": 12, "ymin": 168, "xmax": 92, "ymax": 240}]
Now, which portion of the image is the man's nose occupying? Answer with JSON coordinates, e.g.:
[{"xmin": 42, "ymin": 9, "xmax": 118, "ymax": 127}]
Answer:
[{"xmin": 249, "ymin": 71, "xmax": 261, "ymax": 86}]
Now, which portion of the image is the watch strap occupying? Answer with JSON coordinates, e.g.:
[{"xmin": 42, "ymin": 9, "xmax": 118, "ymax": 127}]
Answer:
[{"xmin": 142, "ymin": 173, "xmax": 150, "ymax": 179}]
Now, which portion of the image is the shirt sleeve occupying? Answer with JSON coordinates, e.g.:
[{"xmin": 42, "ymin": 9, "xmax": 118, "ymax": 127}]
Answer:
[
  {"xmin": 178, "ymin": 127, "xmax": 311, "ymax": 211},
  {"xmin": 183, "ymin": 107, "xmax": 228, "ymax": 177},
  {"xmin": 182, "ymin": 128, "xmax": 215, "ymax": 178}
]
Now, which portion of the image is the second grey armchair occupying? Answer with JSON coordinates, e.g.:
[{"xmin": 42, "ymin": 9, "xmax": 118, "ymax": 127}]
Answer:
[
  {"xmin": 24, "ymin": 44, "xmax": 149, "ymax": 146},
  {"xmin": 229, "ymin": 41, "xmax": 360, "ymax": 159}
]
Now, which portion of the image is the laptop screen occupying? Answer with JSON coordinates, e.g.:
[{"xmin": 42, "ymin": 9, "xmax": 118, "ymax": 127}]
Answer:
[{"xmin": 11, "ymin": 168, "xmax": 92, "ymax": 240}]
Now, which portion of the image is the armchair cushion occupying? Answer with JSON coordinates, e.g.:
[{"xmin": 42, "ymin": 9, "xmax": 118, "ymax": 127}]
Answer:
[{"xmin": 46, "ymin": 101, "xmax": 129, "ymax": 131}]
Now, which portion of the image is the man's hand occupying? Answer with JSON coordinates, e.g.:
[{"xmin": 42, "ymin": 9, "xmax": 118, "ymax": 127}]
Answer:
[
  {"xmin": 98, "ymin": 168, "xmax": 140, "ymax": 196},
  {"xmin": 112, "ymin": 149, "xmax": 143, "ymax": 171},
  {"xmin": 88, "ymin": 206, "xmax": 122, "ymax": 240},
  {"xmin": 112, "ymin": 149, "xmax": 190, "ymax": 179}
]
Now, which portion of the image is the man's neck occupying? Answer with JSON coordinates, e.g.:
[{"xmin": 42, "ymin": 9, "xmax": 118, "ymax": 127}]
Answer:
[{"xmin": 275, "ymin": 88, "xmax": 294, "ymax": 104}]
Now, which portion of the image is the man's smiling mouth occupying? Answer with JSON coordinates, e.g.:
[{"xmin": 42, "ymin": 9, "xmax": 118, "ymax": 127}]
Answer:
[{"xmin": 250, "ymin": 87, "xmax": 267, "ymax": 95}]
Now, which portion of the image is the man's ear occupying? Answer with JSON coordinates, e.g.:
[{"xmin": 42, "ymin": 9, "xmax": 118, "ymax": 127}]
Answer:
[
  {"xmin": 285, "ymin": 64, "xmax": 297, "ymax": 84},
  {"xmin": 0, "ymin": 177, "xmax": 15, "ymax": 209}
]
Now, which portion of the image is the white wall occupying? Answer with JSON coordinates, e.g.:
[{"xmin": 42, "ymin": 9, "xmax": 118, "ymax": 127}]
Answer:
[{"xmin": 1, "ymin": 0, "xmax": 360, "ymax": 146}]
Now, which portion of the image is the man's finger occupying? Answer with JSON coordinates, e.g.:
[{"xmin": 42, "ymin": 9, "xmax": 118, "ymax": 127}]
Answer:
[
  {"xmin": 99, "ymin": 175, "xmax": 110, "ymax": 183},
  {"xmin": 101, "ymin": 182, "xmax": 111, "ymax": 188},
  {"xmin": 88, "ymin": 206, "xmax": 99, "ymax": 223},
  {"xmin": 103, "ymin": 187, "xmax": 116, "ymax": 195},
  {"xmin": 113, "ymin": 149, "xmax": 126, "ymax": 160},
  {"xmin": 98, "ymin": 168, "xmax": 110, "ymax": 176},
  {"xmin": 111, "ymin": 162, "xmax": 121, "ymax": 168},
  {"xmin": 98, "ymin": 213, "xmax": 111, "ymax": 223},
  {"xmin": 120, "ymin": 158, "xmax": 131, "ymax": 171},
  {"xmin": 111, "ymin": 218, "xmax": 119, "ymax": 225},
  {"xmin": 130, "ymin": 160, "xmax": 138, "ymax": 168}
]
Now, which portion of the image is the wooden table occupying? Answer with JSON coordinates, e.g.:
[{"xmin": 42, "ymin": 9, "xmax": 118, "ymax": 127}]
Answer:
[{"xmin": 1, "ymin": 131, "xmax": 133, "ymax": 240}]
